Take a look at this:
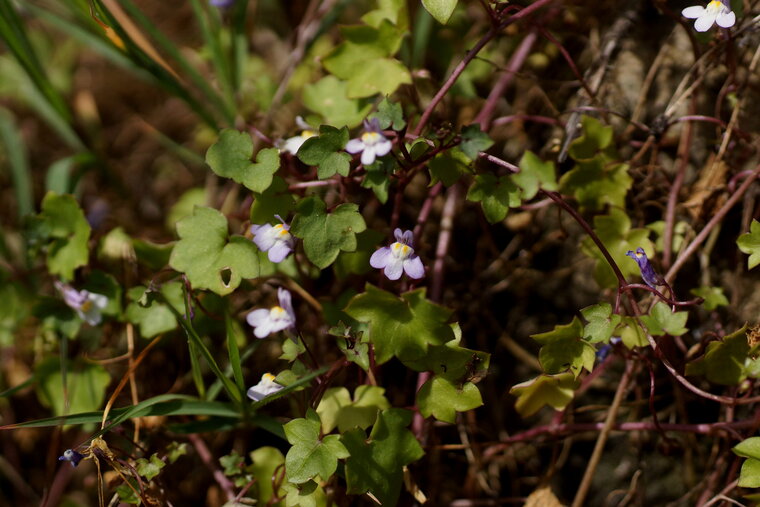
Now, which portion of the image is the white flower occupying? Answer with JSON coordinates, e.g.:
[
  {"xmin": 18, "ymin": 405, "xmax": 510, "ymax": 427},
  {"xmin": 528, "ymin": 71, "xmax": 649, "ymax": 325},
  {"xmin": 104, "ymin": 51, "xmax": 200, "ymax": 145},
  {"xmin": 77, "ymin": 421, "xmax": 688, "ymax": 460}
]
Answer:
[
  {"xmin": 369, "ymin": 228, "xmax": 425, "ymax": 280},
  {"xmin": 247, "ymin": 373, "xmax": 284, "ymax": 402},
  {"xmin": 246, "ymin": 288, "xmax": 296, "ymax": 338},
  {"xmin": 682, "ymin": 0, "xmax": 735, "ymax": 31},
  {"xmin": 250, "ymin": 215, "xmax": 295, "ymax": 263},
  {"xmin": 279, "ymin": 116, "xmax": 317, "ymax": 155},
  {"xmin": 345, "ymin": 118, "xmax": 392, "ymax": 166},
  {"xmin": 55, "ymin": 281, "xmax": 108, "ymax": 325}
]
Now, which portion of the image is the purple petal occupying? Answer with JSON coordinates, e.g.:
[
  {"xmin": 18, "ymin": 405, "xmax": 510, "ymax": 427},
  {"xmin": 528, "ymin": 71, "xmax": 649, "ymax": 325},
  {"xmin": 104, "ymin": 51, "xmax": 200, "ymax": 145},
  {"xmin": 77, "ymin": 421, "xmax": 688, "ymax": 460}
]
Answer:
[
  {"xmin": 361, "ymin": 147, "xmax": 377, "ymax": 166},
  {"xmin": 345, "ymin": 139, "xmax": 364, "ymax": 154},
  {"xmin": 278, "ymin": 288, "xmax": 295, "ymax": 323},
  {"xmin": 370, "ymin": 247, "xmax": 392, "ymax": 268},
  {"xmin": 393, "ymin": 228, "xmax": 404, "ymax": 242},
  {"xmin": 716, "ymin": 10, "xmax": 735, "ymax": 27},
  {"xmin": 682, "ymin": 5, "xmax": 705, "ymax": 18},
  {"xmin": 694, "ymin": 11, "xmax": 717, "ymax": 31},
  {"xmin": 252, "ymin": 224, "xmax": 276, "ymax": 251},
  {"xmin": 268, "ymin": 242, "xmax": 292, "ymax": 263},
  {"xmin": 374, "ymin": 139, "xmax": 392, "ymax": 157},
  {"xmin": 246, "ymin": 309, "xmax": 270, "ymax": 328},
  {"xmin": 383, "ymin": 258, "xmax": 404, "ymax": 280},
  {"xmin": 403, "ymin": 256, "xmax": 425, "ymax": 279},
  {"xmin": 253, "ymin": 319, "xmax": 275, "ymax": 338},
  {"xmin": 400, "ymin": 230, "xmax": 414, "ymax": 246}
]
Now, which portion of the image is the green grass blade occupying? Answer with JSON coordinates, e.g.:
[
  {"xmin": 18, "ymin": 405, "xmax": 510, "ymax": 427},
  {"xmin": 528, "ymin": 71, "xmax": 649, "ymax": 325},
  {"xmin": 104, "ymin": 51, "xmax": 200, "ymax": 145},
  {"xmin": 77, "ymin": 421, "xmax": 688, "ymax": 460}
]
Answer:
[
  {"xmin": 0, "ymin": 0, "xmax": 72, "ymax": 122},
  {"xmin": 0, "ymin": 395, "xmax": 239, "ymax": 431},
  {"xmin": 106, "ymin": 0, "xmax": 235, "ymax": 125},
  {"xmin": 0, "ymin": 108, "xmax": 34, "ymax": 217},
  {"xmin": 159, "ymin": 289, "xmax": 242, "ymax": 405},
  {"xmin": 225, "ymin": 313, "xmax": 245, "ymax": 395},
  {"xmin": 0, "ymin": 376, "xmax": 34, "ymax": 399},
  {"xmin": 230, "ymin": 0, "xmax": 250, "ymax": 92},
  {"xmin": 90, "ymin": 0, "xmax": 221, "ymax": 129},
  {"xmin": 188, "ymin": 0, "xmax": 235, "ymax": 110}
]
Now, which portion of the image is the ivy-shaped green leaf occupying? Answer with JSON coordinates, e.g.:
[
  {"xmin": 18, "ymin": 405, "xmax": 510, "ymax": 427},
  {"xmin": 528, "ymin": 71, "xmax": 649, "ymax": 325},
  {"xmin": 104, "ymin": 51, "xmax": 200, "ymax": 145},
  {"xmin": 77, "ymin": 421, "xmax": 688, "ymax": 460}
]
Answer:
[
  {"xmin": 249, "ymin": 176, "xmax": 296, "ymax": 224},
  {"xmin": 284, "ymin": 410, "xmax": 350, "ymax": 484},
  {"xmin": 738, "ymin": 220, "xmax": 760, "ymax": 269},
  {"xmin": 346, "ymin": 58, "xmax": 412, "ymax": 98},
  {"xmin": 581, "ymin": 303, "xmax": 621, "ymax": 344},
  {"xmin": 403, "ymin": 339, "xmax": 490, "ymax": 382},
  {"xmin": 734, "ymin": 438, "xmax": 760, "ymax": 488},
  {"xmin": 297, "ymin": 125, "xmax": 351, "ymax": 179},
  {"xmin": 34, "ymin": 192, "xmax": 91, "ymax": 280},
  {"xmin": 580, "ymin": 208, "xmax": 652, "ymax": 289},
  {"xmin": 686, "ymin": 326, "xmax": 748, "ymax": 385},
  {"xmin": 282, "ymin": 479, "xmax": 326, "ymax": 507},
  {"xmin": 429, "ymin": 149, "xmax": 471, "ymax": 186},
  {"xmin": 513, "ymin": 151, "xmax": 557, "ymax": 200},
  {"xmin": 618, "ymin": 316, "xmax": 648, "ymax": 348},
  {"xmin": 568, "ymin": 116, "xmax": 614, "ymax": 160},
  {"xmin": 640, "ymin": 301, "xmax": 688, "ymax": 337},
  {"xmin": 467, "ymin": 173, "xmax": 521, "ymax": 223},
  {"xmin": 135, "ymin": 454, "xmax": 165, "ymax": 481},
  {"xmin": 316, "ymin": 386, "xmax": 390, "ymax": 433},
  {"xmin": 323, "ymin": 21, "xmax": 410, "ymax": 99},
  {"xmin": 531, "ymin": 317, "xmax": 595, "ymax": 377},
  {"xmin": 169, "ymin": 206, "xmax": 259, "ymax": 295},
  {"xmin": 205, "ymin": 129, "xmax": 280, "ymax": 193},
  {"xmin": 342, "ymin": 408, "xmax": 424, "ymax": 505},
  {"xmin": 370, "ymin": 97, "xmax": 406, "ymax": 130},
  {"xmin": 302, "ymin": 76, "xmax": 372, "ymax": 128},
  {"xmin": 509, "ymin": 372, "xmax": 579, "ymax": 417},
  {"xmin": 290, "ymin": 197, "xmax": 366, "ymax": 269},
  {"xmin": 165, "ymin": 442, "xmax": 189, "ymax": 464},
  {"xmin": 344, "ymin": 285, "xmax": 456, "ymax": 364},
  {"xmin": 691, "ymin": 286, "xmax": 729, "ymax": 311},
  {"xmin": 417, "ymin": 376, "xmax": 483, "ymax": 423},
  {"xmin": 559, "ymin": 157, "xmax": 631, "ymax": 211},
  {"xmin": 248, "ymin": 447, "xmax": 285, "ymax": 503},
  {"xmin": 125, "ymin": 283, "xmax": 183, "ymax": 338},
  {"xmin": 459, "ymin": 124, "xmax": 493, "ymax": 160},
  {"xmin": 422, "ymin": 0, "xmax": 458, "ymax": 24},
  {"xmin": 35, "ymin": 358, "xmax": 111, "ymax": 422},
  {"xmin": 361, "ymin": 156, "xmax": 395, "ymax": 203}
]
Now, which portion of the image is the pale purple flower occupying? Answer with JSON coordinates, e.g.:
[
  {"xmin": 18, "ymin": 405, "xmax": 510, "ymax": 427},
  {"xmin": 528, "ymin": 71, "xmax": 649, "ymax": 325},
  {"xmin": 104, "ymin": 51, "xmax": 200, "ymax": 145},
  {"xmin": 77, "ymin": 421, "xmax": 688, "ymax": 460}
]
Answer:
[
  {"xmin": 626, "ymin": 247, "xmax": 664, "ymax": 289},
  {"xmin": 55, "ymin": 281, "xmax": 108, "ymax": 325},
  {"xmin": 251, "ymin": 215, "xmax": 295, "ymax": 263},
  {"xmin": 682, "ymin": 0, "xmax": 735, "ymax": 31},
  {"xmin": 370, "ymin": 228, "xmax": 425, "ymax": 280},
  {"xmin": 280, "ymin": 117, "xmax": 317, "ymax": 155},
  {"xmin": 246, "ymin": 288, "xmax": 296, "ymax": 338},
  {"xmin": 345, "ymin": 118, "xmax": 392, "ymax": 166},
  {"xmin": 247, "ymin": 373, "xmax": 284, "ymax": 402},
  {"xmin": 210, "ymin": 0, "xmax": 235, "ymax": 8},
  {"xmin": 58, "ymin": 449, "xmax": 85, "ymax": 467}
]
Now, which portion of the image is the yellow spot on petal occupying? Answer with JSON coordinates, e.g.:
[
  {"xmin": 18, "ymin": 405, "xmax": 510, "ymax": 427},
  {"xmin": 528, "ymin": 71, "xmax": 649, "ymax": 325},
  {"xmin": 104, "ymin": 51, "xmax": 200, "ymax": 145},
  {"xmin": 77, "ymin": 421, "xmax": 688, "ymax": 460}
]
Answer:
[
  {"xmin": 263, "ymin": 373, "xmax": 276, "ymax": 382},
  {"xmin": 81, "ymin": 300, "xmax": 93, "ymax": 312},
  {"xmin": 271, "ymin": 306, "xmax": 286, "ymax": 318},
  {"xmin": 362, "ymin": 132, "xmax": 380, "ymax": 144}
]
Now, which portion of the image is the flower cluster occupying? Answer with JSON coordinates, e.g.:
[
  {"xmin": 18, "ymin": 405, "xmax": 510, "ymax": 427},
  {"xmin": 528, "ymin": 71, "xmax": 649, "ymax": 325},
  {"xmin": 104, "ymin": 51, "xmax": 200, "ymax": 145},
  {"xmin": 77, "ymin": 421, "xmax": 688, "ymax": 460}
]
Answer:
[
  {"xmin": 247, "ymin": 372, "xmax": 285, "ymax": 402},
  {"xmin": 682, "ymin": 1, "xmax": 735, "ymax": 31},
  {"xmin": 250, "ymin": 216, "xmax": 295, "ymax": 263},
  {"xmin": 370, "ymin": 229, "xmax": 425, "ymax": 280},
  {"xmin": 345, "ymin": 118, "xmax": 392, "ymax": 166},
  {"xmin": 55, "ymin": 281, "xmax": 108, "ymax": 325},
  {"xmin": 246, "ymin": 287, "xmax": 296, "ymax": 338}
]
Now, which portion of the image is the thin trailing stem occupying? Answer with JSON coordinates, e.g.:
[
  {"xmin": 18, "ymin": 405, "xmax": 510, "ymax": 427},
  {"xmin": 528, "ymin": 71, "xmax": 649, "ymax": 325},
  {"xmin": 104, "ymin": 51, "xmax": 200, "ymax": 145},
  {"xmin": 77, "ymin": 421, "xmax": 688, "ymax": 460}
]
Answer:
[{"xmin": 412, "ymin": 0, "xmax": 554, "ymax": 136}]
